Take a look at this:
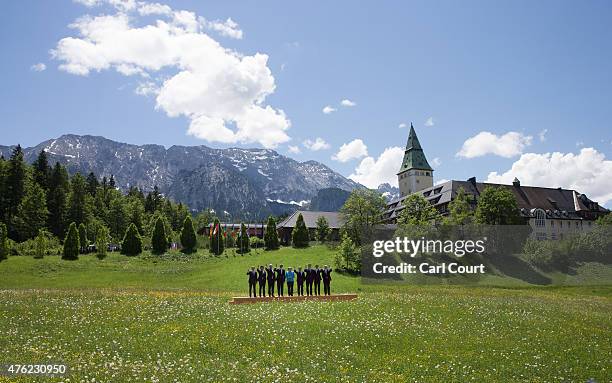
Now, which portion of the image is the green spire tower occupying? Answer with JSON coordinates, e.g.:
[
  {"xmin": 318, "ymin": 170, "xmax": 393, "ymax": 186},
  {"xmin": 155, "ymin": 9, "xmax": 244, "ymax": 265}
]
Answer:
[{"xmin": 397, "ymin": 124, "xmax": 433, "ymax": 197}]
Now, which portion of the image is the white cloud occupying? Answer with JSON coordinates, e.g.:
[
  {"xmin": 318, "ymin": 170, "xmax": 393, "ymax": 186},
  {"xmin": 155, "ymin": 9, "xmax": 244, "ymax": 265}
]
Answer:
[
  {"xmin": 431, "ymin": 157, "xmax": 441, "ymax": 167},
  {"xmin": 288, "ymin": 145, "xmax": 300, "ymax": 154},
  {"xmin": 52, "ymin": 2, "xmax": 289, "ymax": 148},
  {"xmin": 137, "ymin": 2, "xmax": 171, "ymax": 15},
  {"xmin": 134, "ymin": 81, "xmax": 159, "ymax": 96},
  {"xmin": 424, "ymin": 117, "xmax": 435, "ymax": 127},
  {"xmin": 349, "ymin": 146, "xmax": 404, "ymax": 188},
  {"xmin": 200, "ymin": 17, "xmax": 243, "ymax": 39},
  {"xmin": 398, "ymin": 123, "xmax": 407, "ymax": 129},
  {"xmin": 340, "ymin": 99, "xmax": 356, "ymax": 107},
  {"xmin": 486, "ymin": 148, "xmax": 612, "ymax": 205},
  {"xmin": 332, "ymin": 139, "xmax": 368, "ymax": 162},
  {"xmin": 322, "ymin": 105, "xmax": 336, "ymax": 114},
  {"xmin": 539, "ymin": 128, "xmax": 548, "ymax": 142},
  {"xmin": 576, "ymin": 141, "xmax": 584, "ymax": 147},
  {"xmin": 457, "ymin": 131, "xmax": 532, "ymax": 158},
  {"xmin": 30, "ymin": 63, "xmax": 46, "ymax": 72},
  {"xmin": 303, "ymin": 138, "xmax": 330, "ymax": 151},
  {"xmin": 435, "ymin": 178, "xmax": 449, "ymax": 186}
]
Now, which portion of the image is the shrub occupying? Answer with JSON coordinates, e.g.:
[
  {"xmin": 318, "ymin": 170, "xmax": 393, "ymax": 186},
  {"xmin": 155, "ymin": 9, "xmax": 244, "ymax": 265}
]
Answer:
[
  {"xmin": 292, "ymin": 213, "xmax": 309, "ymax": 248},
  {"xmin": 316, "ymin": 216, "xmax": 330, "ymax": 242},
  {"xmin": 122, "ymin": 223, "xmax": 143, "ymax": 256},
  {"xmin": 78, "ymin": 223, "xmax": 88, "ymax": 253},
  {"xmin": 335, "ymin": 233, "xmax": 360, "ymax": 272},
  {"xmin": 264, "ymin": 216, "xmax": 279, "ymax": 250},
  {"xmin": 151, "ymin": 217, "xmax": 168, "ymax": 255},
  {"xmin": 180, "ymin": 215, "xmax": 197, "ymax": 253},
  {"xmin": 249, "ymin": 236, "xmax": 264, "ymax": 249},
  {"xmin": 62, "ymin": 222, "xmax": 80, "ymax": 260},
  {"xmin": 34, "ymin": 229, "xmax": 47, "ymax": 259}
]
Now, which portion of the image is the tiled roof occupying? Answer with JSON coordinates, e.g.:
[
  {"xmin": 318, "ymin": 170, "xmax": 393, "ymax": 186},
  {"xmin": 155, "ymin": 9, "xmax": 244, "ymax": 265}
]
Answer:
[{"xmin": 278, "ymin": 211, "xmax": 343, "ymax": 229}]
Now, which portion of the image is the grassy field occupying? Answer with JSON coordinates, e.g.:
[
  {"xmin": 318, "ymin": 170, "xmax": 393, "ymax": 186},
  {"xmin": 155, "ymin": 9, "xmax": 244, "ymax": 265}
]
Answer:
[{"xmin": 0, "ymin": 245, "xmax": 611, "ymax": 382}]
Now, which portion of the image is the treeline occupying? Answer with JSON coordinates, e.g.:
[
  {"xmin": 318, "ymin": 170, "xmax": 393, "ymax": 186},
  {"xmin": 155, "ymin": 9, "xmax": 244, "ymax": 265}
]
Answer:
[{"xmin": 0, "ymin": 146, "xmax": 211, "ymax": 255}]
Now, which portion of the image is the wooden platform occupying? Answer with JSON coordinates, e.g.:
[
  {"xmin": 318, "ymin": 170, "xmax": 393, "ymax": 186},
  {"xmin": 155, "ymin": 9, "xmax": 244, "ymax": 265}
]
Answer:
[{"xmin": 229, "ymin": 294, "xmax": 358, "ymax": 304}]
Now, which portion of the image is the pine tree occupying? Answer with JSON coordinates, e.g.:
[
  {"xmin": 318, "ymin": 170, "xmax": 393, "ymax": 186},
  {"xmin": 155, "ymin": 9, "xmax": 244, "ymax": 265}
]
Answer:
[
  {"xmin": 121, "ymin": 223, "xmax": 142, "ymax": 256},
  {"xmin": 180, "ymin": 215, "xmax": 197, "ymax": 253},
  {"xmin": 95, "ymin": 225, "xmax": 110, "ymax": 259},
  {"xmin": 15, "ymin": 182, "xmax": 49, "ymax": 241},
  {"xmin": 78, "ymin": 223, "xmax": 88, "ymax": 253},
  {"xmin": 34, "ymin": 229, "xmax": 47, "ymax": 259},
  {"xmin": 6, "ymin": 145, "xmax": 26, "ymax": 234},
  {"xmin": 62, "ymin": 222, "xmax": 80, "ymax": 260},
  {"xmin": 109, "ymin": 174, "xmax": 116, "ymax": 188},
  {"xmin": 316, "ymin": 216, "xmax": 330, "ymax": 242},
  {"xmin": 151, "ymin": 217, "xmax": 168, "ymax": 255},
  {"xmin": 108, "ymin": 198, "xmax": 129, "ymax": 240},
  {"xmin": 264, "ymin": 216, "xmax": 280, "ymax": 250},
  {"xmin": 47, "ymin": 162, "xmax": 69, "ymax": 238},
  {"xmin": 0, "ymin": 222, "xmax": 8, "ymax": 261},
  {"xmin": 68, "ymin": 173, "xmax": 92, "ymax": 226},
  {"xmin": 209, "ymin": 218, "xmax": 224, "ymax": 255},
  {"xmin": 292, "ymin": 213, "xmax": 310, "ymax": 248},
  {"xmin": 33, "ymin": 150, "xmax": 51, "ymax": 190},
  {"xmin": 237, "ymin": 222, "xmax": 250, "ymax": 254},
  {"xmin": 86, "ymin": 172, "xmax": 99, "ymax": 197}
]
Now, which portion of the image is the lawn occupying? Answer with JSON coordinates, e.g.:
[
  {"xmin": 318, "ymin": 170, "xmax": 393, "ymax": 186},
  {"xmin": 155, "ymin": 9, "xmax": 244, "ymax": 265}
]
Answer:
[{"xmin": 0, "ymin": 245, "xmax": 610, "ymax": 382}]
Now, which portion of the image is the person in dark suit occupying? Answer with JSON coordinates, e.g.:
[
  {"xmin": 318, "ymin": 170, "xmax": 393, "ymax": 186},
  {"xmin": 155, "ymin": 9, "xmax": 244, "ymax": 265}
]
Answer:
[
  {"xmin": 274, "ymin": 264, "xmax": 286, "ymax": 296},
  {"xmin": 257, "ymin": 265, "xmax": 267, "ymax": 297},
  {"xmin": 313, "ymin": 264, "xmax": 322, "ymax": 296},
  {"xmin": 305, "ymin": 263, "xmax": 314, "ymax": 296},
  {"xmin": 246, "ymin": 266, "xmax": 258, "ymax": 298},
  {"xmin": 266, "ymin": 263, "xmax": 275, "ymax": 297},
  {"xmin": 322, "ymin": 265, "xmax": 332, "ymax": 295},
  {"xmin": 296, "ymin": 267, "xmax": 306, "ymax": 296}
]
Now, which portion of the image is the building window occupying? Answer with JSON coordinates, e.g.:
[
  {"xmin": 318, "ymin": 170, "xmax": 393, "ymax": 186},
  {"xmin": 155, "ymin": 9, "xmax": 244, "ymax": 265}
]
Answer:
[{"xmin": 535, "ymin": 209, "xmax": 546, "ymax": 228}]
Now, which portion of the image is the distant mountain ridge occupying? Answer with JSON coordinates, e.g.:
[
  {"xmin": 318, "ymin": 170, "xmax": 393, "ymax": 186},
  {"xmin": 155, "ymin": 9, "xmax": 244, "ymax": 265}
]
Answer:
[{"xmin": 0, "ymin": 134, "xmax": 362, "ymax": 219}]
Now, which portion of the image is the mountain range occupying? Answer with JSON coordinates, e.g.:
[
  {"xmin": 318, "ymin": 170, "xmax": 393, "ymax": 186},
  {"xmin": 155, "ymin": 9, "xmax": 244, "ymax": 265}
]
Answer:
[{"xmin": 0, "ymin": 135, "xmax": 364, "ymax": 219}]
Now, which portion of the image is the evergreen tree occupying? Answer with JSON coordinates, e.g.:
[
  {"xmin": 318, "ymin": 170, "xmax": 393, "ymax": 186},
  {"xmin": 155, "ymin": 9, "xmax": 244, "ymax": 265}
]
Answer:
[
  {"xmin": 15, "ymin": 182, "xmax": 49, "ymax": 241},
  {"xmin": 62, "ymin": 222, "xmax": 80, "ymax": 260},
  {"xmin": 108, "ymin": 198, "xmax": 129, "ymax": 240},
  {"xmin": 144, "ymin": 193, "xmax": 155, "ymax": 213},
  {"xmin": 151, "ymin": 217, "xmax": 168, "ymax": 255},
  {"xmin": 121, "ymin": 223, "xmax": 142, "ymax": 256},
  {"xmin": 109, "ymin": 174, "xmax": 116, "ymax": 188},
  {"xmin": 175, "ymin": 203, "xmax": 189, "ymax": 232},
  {"xmin": 6, "ymin": 145, "xmax": 26, "ymax": 233},
  {"xmin": 33, "ymin": 150, "xmax": 51, "ymax": 190},
  {"xmin": 67, "ymin": 173, "xmax": 92, "ymax": 226},
  {"xmin": 316, "ymin": 216, "xmax": 330, "ymax": 242},
  {"xmin": 34, "ymin": 229, "xmax": 47, "ymax": 259},
  {"xmin": 47, "ymin": 162, "xmax": 69, "ymax": 238},
  {"xmin": 0, "ymin": 222, "xmax": 8, "ymax": 261},
  {"xmin": 209, "ymin": 218, "xmax": 224, "ymax": 255},
  {"xmin": 180, "ymin": 215, "xmax": 197, "ymax": 253},
  {"xmin": 78, "ymin": 223, "xmax": 88, "ymax": 253},
  {"xmin": 0, "ymin": 157, "xmax": 7, "ymax": 224},
  {"xmin": 292, "ymin": 213, "xmax": 309, "ymax": 248},
  {"xmin": 86, "ymin": 172, "xmax": 99, "ymax": 197},
  {"xmin": 95, "ymin": 225, "xmax": 110, "ymax": 259},
  {"xmin": 237, "ymin": 222, "xmax": 250, "ymax": 254},
  {"xmin": 475, "ymin": 187, "xmax": 522, "ymax": 225},
  {"xmin": 264, "ymin": 216, "xmax": 280, "ymax": 250},
  {"xmin": 127, "ymin": 198, "xmax": 145, "ymax": 235}
]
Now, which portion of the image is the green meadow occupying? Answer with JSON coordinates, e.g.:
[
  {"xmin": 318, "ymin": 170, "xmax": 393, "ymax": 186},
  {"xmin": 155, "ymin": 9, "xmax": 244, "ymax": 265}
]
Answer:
[{"xmin": 0, "ymin": 245, "xmax": 611, "ymax": 382}]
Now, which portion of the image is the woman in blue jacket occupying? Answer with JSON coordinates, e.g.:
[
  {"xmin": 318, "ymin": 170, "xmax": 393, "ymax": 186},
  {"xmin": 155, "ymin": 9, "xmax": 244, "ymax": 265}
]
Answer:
[{"xmin": 285, "ymin": 267, "xmax": 296, "ymax": 296}]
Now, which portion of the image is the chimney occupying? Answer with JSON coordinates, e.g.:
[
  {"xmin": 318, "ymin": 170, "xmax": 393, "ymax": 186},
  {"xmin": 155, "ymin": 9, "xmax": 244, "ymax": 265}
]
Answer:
[{"xmin": 513, "ymin": 177, "xmax": 520, "ymax": 187}]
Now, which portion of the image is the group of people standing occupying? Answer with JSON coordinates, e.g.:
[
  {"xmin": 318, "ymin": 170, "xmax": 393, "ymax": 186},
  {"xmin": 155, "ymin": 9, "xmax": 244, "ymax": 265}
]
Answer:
[{"xmin": 246, "ymin": 264, "xmax": 332, "ymax": 298}]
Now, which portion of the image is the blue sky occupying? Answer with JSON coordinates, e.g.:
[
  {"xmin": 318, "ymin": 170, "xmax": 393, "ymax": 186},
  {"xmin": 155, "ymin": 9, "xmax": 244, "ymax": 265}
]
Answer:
[{"xmin": 1, "ymin": 0, "xmax": 611, "ymax": 205}]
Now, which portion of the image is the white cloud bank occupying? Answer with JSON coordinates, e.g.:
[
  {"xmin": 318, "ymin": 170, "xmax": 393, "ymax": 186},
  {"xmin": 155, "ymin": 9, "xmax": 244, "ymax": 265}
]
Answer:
[
  {"xmin": 303, "ymin": 138, "xmax": 330, "ymax": 151},
  {"xmin": 349, "ymin": 146, "xmax": 404, "ymax": 188},
  {"xmin": 332, "ymin": 139, "xmax": 368, "ymax": 162},
  {"xmin": 54, "ymin": 1, "xmax": 288, "ymax": 148},
  {"xmin": 486, "ymin": 148, "xmax": 612, "ymax": 205},
  {"xmin": 457, "ymin": 131, "xmax": 532, "ymax": 158}
]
